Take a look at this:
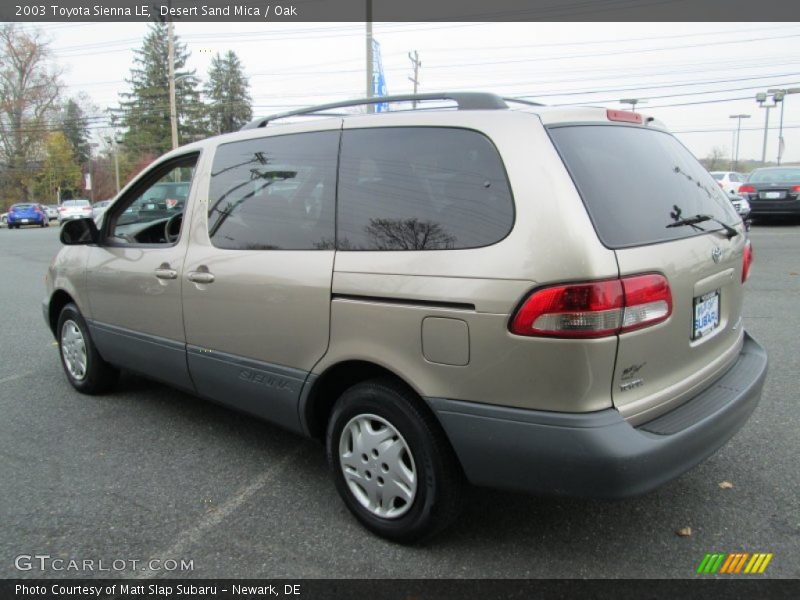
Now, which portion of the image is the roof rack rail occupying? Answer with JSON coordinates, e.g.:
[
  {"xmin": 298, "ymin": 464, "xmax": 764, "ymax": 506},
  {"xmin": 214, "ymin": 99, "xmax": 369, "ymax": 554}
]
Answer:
[
  {"xmin": 503, "ymin": 97, "xmax": 545, "ymax": 108},
  {"xmin": 240, "ymin": 92, "xmax": 509, "ymax": 130}
]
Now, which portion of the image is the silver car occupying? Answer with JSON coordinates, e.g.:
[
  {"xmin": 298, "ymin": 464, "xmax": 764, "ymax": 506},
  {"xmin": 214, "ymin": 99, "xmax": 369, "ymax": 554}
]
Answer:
[{"xmin": 44, "ymin": 93, "xmax": 768, "ymax": 542}]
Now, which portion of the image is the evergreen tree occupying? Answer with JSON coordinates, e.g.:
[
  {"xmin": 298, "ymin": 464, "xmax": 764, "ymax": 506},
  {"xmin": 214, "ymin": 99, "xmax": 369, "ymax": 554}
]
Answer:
[
  {"xmin": 61, "ymin": 98, "xmax": 91, "ymax": 166},
  {"xmin": 116, "ymin": 23, "xmax": 203, "ymax": 156},
  {"xmin": 204, "ymin": 51, "xmax": 253, "ymax": 134}
]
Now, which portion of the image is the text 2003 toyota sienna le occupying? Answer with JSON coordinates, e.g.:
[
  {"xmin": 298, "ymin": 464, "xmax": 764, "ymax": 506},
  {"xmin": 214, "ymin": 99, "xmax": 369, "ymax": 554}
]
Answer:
[{"xmin": 45, "ymin": 93, "xmax": 767, "ymax": 542}]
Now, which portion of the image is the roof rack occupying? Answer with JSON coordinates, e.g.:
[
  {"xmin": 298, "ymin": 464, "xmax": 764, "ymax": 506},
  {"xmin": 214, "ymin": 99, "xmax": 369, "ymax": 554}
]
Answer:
[
  {"xmin": 503, "ymin": 97, "xmax": 545, "ymax": 108},
  {"xmin": 240, "ymin": 92, "xmax": 511, "ymax": 130}
]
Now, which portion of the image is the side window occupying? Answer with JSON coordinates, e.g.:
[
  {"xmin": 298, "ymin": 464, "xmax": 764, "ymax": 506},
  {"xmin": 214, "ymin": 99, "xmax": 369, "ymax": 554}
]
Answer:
[
  {"xmin": 111, "ymin": 155, "xmax": 197, "ymax": 245},
  {"xmin": 207, "ymin": 131, "xmax": 338, "ymax": 250},
  {"xmin": 337, "ymin": 127, "xmax": 514, "ymax": 250}
]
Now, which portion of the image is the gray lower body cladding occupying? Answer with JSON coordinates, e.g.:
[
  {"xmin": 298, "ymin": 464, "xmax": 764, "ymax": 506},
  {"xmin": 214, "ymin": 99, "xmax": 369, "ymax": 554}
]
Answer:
[{"xmin": 428, "ymin": 332, "xmax": 767, "ymax": 498}]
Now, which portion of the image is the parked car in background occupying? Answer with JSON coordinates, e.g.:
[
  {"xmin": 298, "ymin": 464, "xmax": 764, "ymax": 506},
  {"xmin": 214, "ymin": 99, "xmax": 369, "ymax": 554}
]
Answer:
[
  {"xmin": 729, "ymin": 194, "xmax": 751, "ymax": 230},
  {"xmin": 44, "ymin": 205, "xmax": 60, "ymax": 221},
  {"xmin": 58, "ymin": 199, "xmax": 93, "ymax": 224},
  {"xmin": 739, "ymin": 167, "xmax": 800, "ymax": 220},
  {"xmin": 6, "ymin": 203, "xmax": 48, "ymax": 228},
  {"xmin": 92, "ymin": 200, "xmax": 113, "ymax": 222},
  {"xmin": 710, "ymin": 171, "xmax": 745, "ymax": 196}
]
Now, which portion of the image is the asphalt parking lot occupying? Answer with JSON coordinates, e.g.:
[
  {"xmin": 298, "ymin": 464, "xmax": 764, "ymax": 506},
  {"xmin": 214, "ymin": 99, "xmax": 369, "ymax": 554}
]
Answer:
[{"xmin": 0, "ymin": 223, "xmax": 798, "ymax": 579}]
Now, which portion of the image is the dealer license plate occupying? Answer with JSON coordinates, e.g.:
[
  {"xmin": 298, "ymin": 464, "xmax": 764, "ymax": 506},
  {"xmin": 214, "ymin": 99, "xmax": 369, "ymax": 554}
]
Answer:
[{"xmin": 693, "ymin": 290, "xmax": 720, "ymax": 340}]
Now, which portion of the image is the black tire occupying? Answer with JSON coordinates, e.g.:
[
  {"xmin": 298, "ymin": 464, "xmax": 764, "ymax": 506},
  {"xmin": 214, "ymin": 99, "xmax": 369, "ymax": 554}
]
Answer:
[
  {"xmin": 56, "ymin": 303, "xmax": 118, "ymax": 394},
  {"xmin": 326, "ymin": 378, "xmax": 463, "ymax": 543}
]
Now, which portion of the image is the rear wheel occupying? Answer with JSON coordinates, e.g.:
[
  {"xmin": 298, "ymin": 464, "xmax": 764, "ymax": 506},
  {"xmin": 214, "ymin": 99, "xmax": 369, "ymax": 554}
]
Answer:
[
  {"xmin": 57, "ymin": 303, "xmax": 118, "ymax": 394},
  {"xmin": 326, "ymin": 378, "xmax": 463, "ymax": 543}
]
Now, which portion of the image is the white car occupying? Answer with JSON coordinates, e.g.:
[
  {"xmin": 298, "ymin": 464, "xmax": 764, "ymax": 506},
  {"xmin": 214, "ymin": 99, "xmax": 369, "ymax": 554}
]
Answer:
[
  {"xmin": 92, "ymin": 200, "xmax": 113, "ymax": 222},
  {"xmin": 58, "ymin": 199, "xmax": 93, "ymax": 224},
  {"xmin": 710, "ymin": 171, "xmax": 745, "ymax": 196}
]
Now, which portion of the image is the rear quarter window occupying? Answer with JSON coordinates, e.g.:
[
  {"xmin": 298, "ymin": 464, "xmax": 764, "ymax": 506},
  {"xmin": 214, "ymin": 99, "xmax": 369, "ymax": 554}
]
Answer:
[
  {"xmin": 337, "ymin": 127, "xmax": 514, "ymax": 250},
  {"xmin": 548, "ymin": 125, "xmax": 739, "ymax": 248}
]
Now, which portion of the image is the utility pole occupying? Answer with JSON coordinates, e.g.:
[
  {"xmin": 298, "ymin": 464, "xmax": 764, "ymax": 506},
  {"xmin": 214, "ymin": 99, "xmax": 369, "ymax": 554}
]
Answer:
[
  {"xmin": 408, "ymin": 50, "xmax": 421, "ymax": 108},
  {"xmin": 113, "ymin": 136, "xmax": 121, "ymax": 194},
  {"xmin": 168, "ymin": 20, "xmax": 179, "ymax": 149},
  {"xmin": 729, "ymin": 114, "xmax": 750, "ymax": 171},
  {"xmin": 365, "ymin": 0, "xmax": 374, "ymax": 113}
]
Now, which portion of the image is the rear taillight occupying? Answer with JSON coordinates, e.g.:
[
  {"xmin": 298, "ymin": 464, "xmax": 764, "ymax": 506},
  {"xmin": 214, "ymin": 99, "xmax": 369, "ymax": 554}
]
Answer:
[
  {"xmin": 510, "ymin": 274, "xmax": 672, "ymax": 338},
  {"xmin": 791, "ymin": 185, "xmax": 800, "ymax": 193},
  {"xmin": 739, "ymin": 184, "xmax": 756, "ymax": 194},
  {"xmin": 742, "ymin": 240, "xmax": 753, "ymax": 283}
]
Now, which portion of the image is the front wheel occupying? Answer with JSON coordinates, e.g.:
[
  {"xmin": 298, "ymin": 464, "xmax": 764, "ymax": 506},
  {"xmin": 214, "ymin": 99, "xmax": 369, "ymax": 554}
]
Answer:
[
  {"xmin": 326, "ymin": 378, "xmax": 463, "ymax": 543},
  {"xmin": 57, "ymin": 303, "xmax": 118, "ymax": 394}
]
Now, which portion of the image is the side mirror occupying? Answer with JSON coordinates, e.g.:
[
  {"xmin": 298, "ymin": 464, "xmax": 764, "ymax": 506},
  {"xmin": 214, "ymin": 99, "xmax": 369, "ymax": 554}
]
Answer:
[{"xmin": 60, "ymin": 218, "xmax": 99, "ymax": 245}]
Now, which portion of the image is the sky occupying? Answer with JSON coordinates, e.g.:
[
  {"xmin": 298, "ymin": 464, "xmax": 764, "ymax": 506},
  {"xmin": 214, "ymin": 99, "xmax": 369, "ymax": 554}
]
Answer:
[{"xmin": 29, "ymin": 21, "xmax": 800, "ymax": 165}]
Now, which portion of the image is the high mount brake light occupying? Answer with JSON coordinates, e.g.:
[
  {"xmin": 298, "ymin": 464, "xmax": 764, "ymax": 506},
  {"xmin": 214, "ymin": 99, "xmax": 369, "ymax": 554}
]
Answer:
[
  {"xmin": 510, "ymin": 274, "xmax": 672, "ymax": 338},
  {"xmin": 606, "ymin": 109, "xmax": 643, "ymax": 124}
]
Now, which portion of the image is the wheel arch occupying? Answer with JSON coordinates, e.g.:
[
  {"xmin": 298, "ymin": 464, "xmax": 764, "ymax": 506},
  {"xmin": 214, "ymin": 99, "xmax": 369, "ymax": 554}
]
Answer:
[
  {"xmin": 48, "ymin": 289, "xmax": 77, "ymax": 336},
  {"xmin": 300, "ymin": 359, "xmax": 446, "ymax": 444}
]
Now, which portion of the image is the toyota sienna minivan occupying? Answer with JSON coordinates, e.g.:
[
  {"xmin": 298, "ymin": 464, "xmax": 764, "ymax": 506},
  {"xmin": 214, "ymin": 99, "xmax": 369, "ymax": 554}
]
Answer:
[{"xmin": 45, "ymin": 93, "xmax": 767, "ymax": 542}]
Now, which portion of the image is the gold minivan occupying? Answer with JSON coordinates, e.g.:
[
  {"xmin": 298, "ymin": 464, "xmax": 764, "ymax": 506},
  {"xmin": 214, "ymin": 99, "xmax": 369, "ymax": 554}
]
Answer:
[{"xmin": 45, "ymin": 93, "xmax": 767, "ymax": 542}]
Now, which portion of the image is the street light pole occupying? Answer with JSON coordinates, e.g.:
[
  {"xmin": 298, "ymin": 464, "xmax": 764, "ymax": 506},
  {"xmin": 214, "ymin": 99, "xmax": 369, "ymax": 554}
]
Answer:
[
  {"xmin": 767, "ymin": 88, "xmax": 800, "ymax": 165},
  {"xmin": 729, "ymin": 114, "xmax": 750, "ymax": 171},
  {"xmin": 756, "ymin": 92, "xmax": 775, "ymax": 166}
]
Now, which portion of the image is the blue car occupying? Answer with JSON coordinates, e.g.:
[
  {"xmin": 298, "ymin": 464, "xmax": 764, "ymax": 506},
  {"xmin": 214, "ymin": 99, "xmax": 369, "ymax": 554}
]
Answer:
[{"xmin": 6, "ymin": 203, "xmax": 48, "ymax": 229}]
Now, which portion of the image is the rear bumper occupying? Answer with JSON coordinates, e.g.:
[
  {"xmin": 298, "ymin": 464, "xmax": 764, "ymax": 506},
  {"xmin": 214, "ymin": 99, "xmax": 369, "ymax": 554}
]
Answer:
[
  {"xmin": 747, "ymin": 199, "xmax": 800, "ymax": 216},
  {"xmin": 430, "ymin": 332, "xmax": 767, "ymax": 498}
]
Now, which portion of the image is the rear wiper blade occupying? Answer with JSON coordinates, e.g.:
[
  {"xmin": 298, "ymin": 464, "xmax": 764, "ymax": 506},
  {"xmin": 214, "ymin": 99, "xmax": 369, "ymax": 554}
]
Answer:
[{"xmin": 666, "ymin": 214, "xmax": 739, "ymax": 239}]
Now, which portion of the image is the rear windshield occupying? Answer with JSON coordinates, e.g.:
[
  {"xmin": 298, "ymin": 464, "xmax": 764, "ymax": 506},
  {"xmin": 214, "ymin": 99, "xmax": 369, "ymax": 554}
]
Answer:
[
  {"xmin": 710, "ymin": 173, "xmax": 724, "ymax": 180},
  {"xmin": 548, "ymin": 125, "xmax": 739, "ymax": 248},
  {"xmin": 747, "ymin": 168, "xmax": 800, "ymax": 183},
  {"xmin": 63, "ymin": 200, "xmax": 90, "ymax": 207},
  {"xmin": 12, "ymin": 204, "xmax": 34, "ymax": 209}
]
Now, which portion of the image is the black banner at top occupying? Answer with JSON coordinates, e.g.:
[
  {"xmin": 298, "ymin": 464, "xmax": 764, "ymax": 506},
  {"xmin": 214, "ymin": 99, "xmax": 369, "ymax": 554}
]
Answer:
[{"xmin": 3, "ymin": 0, "xmax": 800, "ymax": 22}]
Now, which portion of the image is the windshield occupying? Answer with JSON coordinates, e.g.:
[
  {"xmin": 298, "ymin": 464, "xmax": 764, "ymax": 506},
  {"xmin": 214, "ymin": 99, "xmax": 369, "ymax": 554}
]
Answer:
[
  {"xmin": 747, "ymin": 168, "xmax": 800, "ymax": 183},
  {"xmin": 63, "ymin": 200, "xmax": 90, "ymax": 207},
  {"xmin": 710, "ymin": 173, "xmax": 724, "ymax": 180},
  {"xmin": 12, "ymin": 204, "xmax": 34, "ymax": 210},
  {"xmin": 548, "ymin": 125, "xmax": 739, "ymax": 248}
]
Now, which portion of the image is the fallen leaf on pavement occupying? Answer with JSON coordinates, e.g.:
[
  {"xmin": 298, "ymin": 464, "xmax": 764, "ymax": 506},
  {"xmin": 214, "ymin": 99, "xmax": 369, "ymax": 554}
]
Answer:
[
  {"xmin": 676, "ymin": 527, "xmax": 692, "ymax": 537},
  {"xmin": 719, "ymin": 481, "xmax": 734, "ymax": 489}
]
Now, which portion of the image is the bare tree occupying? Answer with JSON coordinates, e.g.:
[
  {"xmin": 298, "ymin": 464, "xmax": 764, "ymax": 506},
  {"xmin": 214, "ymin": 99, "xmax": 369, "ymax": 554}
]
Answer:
[
  {"xmin": 0, "ymin": 25, "xmax": 61, "ymax": 203},
  {"xmin": 702, "ymin": 146, "xmax": 728, "ymax": 172}
]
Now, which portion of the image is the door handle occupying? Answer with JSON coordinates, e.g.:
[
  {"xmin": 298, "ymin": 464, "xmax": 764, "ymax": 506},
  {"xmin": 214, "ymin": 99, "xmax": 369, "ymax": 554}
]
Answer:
[
  {"xmin": 187, "ymin": 270, "xmax": 215, "ymax": 284},
  {"xmin": 154, "ymin": 265, "xmax": 178, "ymax": 280}
]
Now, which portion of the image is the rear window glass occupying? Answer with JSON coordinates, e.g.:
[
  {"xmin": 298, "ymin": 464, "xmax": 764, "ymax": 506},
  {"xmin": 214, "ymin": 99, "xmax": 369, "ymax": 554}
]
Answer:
[
  {"xmin": 12, "ymin": 204, "xmax": 34, "ymax": 209},
  {"xmin": 63, "ymin": 200, "xmax": 90, "ymax": 207},
  {"xmin": 337, "ymin": 127, "xmax": 514, "ymax": 251},
  {"xmin": 548, "ymin": 125, "xmax": 739, "ymax": 248},
  {"xmin": 711, "ymin": 173, "xmax": 724, "ymax": 180},
  {"xmin": 747, "ymin": 168, "xmax": 800, "ymax": 183}
]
